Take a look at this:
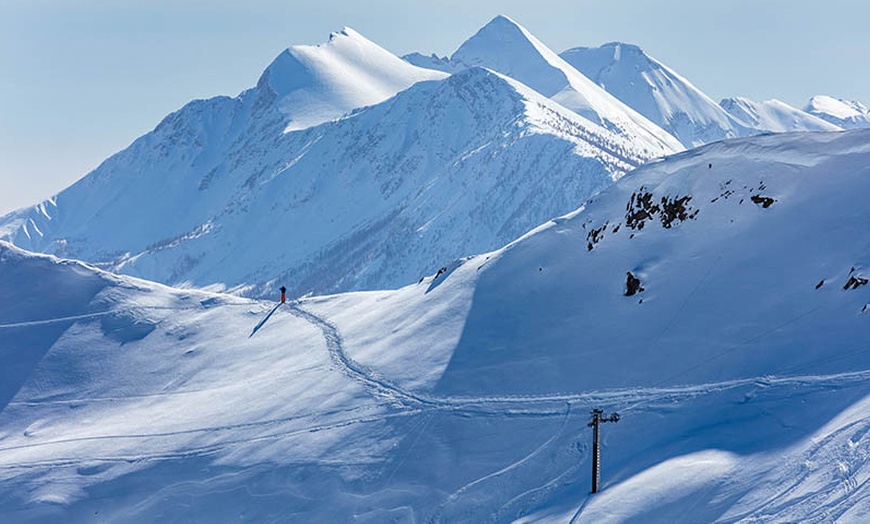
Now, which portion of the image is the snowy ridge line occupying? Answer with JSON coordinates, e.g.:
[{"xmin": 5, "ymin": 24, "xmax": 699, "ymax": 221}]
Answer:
[{"xmin": 291, "ymin": 303, "xmax": 870, "ymax": 412}]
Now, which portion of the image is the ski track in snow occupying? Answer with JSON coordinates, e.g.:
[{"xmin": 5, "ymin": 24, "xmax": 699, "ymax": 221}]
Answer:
[
  {"xmin": 0, "ymin": 303, "xmax": 255, "ymax": 329},
  {"xmin": 287, "ymin": 301, "xmax": 870, "ymax": 416},
  {"xmin": 0, "ymin": 405, "xmax": 423, "ymax": 472},
  {"xmin": 7, "ymin": 301, "xmax": 870, "ymax": 463},
  {"xmin": 286, "ymin": 303, "xmax": 436, "ymax": 408},
  {"xmin": 6, "ymin": 298, "xmax": 870, "ymax": 519}
]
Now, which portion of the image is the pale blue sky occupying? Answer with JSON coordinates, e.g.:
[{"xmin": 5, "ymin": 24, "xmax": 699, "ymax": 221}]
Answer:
[{"xmin": 1, "ymin": 0, "xmax": 867, "ymax": 214}]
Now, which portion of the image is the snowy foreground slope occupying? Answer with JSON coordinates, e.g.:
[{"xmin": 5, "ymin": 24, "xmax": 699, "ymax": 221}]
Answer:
[
  {"xmin": 0, "ymin": 29, "xmax": 663, "ymax": 298},
  {"xmin": 3, "ymin": 129, "xmax": 870, "ymax": 522}
]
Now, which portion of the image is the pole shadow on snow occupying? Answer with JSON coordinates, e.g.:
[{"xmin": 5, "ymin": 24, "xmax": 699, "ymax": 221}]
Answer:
[{"xmin": 249, "ymin": 303, "xmax": 283, "ymax": 338}]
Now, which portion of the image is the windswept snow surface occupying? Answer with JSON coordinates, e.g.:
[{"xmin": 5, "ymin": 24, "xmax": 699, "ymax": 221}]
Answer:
[
  {"xmin": 4, "ymin": 129, "xmax": 870, "ymax": 522},
  {"xmin": 720, "ymin": 96, "xmax": 842, "ymax": 134},
  {"xmin": 260, "ymin": 27, "xmax": 446, "ymax": 131},
  {"xmin": 451, "ymin": 16, "xmax": 684, "ymax": 156},
  {"xmin": 0, "ymin": 62, "xmax": 652, "ymax": 299},
  {"xmin": 805, "ymin": 95, "xmax": 870, "ymax": 130},
  {"xmin": 560, "ymin": 43, "xmax": 750, "ymax": 148}
]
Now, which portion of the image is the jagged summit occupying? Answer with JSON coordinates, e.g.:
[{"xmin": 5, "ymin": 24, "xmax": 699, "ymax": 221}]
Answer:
[
  {"xmin": 720, "ymin": 96, "xmax": 841, "ymax": 133},
  {"xmin": 452, "ymin": 15, "xmax": 570, "ymax": 96},
  {"xmin": 258, "ymin": 27, "xmax": 446, "ymax": 131},
  {"xmin": 451, "ymin": 16, "xmax": 683, "ymax": 157},
  {"xmin": 805, "ymin": 95, "xmax": 870, "ymax": 129},
  {"xmin": 560, "ymin": 42, "xmax": 750, "ymax": 147}
]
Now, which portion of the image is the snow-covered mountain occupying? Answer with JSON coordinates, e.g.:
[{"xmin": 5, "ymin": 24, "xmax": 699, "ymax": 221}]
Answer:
[
  {"xmin": 0, "ymin": 41, "xmax": 662, "ymax": 298},
  {"xmin": 720, "ymin": 96, "xmax": 842, "ymax": 133},
  {"xmin": 805, "ymin": 95, "xmax": 870, "ymax": 130},
  {"xmin": 257, "ymin": 27, "xmax": 446, "ymax": 131},
  {"xmin": 4, "ymin": 128, "xmax": 870, "ymax": 522},
  {"xmin": 559, "ymin": 43, "xmax": 750, "ymax": 148},
  {"xmin": 449, "ymin": 16, "xmax": 684, "ymax": 156}
]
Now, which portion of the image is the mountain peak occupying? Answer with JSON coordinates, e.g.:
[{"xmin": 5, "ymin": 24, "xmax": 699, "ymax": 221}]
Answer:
[
  {"xmin": 599, "ymin": 41, "xmax": 644, "ymax": 57},
  {"xmin": 480, "ymin": 14, "xmax": 526, "ymax": 33},
  {"xmin": 453, "ymin": 15, "xmax": 563, "ymax": 86},
  {"xmin": 257, "ymin": 27, "xmax": 446, "ymax": 131},
  {"xmin": 805, "ymin": 95, "xmax": 870, "ymax": 129},
  {"xmin": 560, "ymin": 42, "xmax": 745, "ymax": 148},
  {"xmin": 453, "ymin": 18, "xmax": 683, "ymax": 155},
  {"xmin": 328, "ymin": 26, "xmax": 363, "ymax": 42},
  {"xmin": 720, "ymin": 96, "xmax": 841, "ymax": 133}
]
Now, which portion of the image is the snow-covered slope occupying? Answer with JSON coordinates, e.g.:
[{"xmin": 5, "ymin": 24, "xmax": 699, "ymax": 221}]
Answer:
[
  {"xmin": 720, "ymin": 96, "xmax": 842, "ymax": 133},
  {"xmin": 260, "ymin": 27, "xmax": 446, "ymax": 131},
  {"xmin": 805, "ymin": 95, "xmax": 870, "ymax": 130},
  {"xmin": 4, "ymin": 129, "xmax": 870, "ymax": 522},
  {"xmin": 560, "ymin": 43, "xmax": 750, "ymax": 148},
  {"xmin": 451, "ymin": 16, "xmax": 684, "ymax": 156},
  {"xmin": 0, "ymin": 64, "xmax": 654, "ymax": 299}
]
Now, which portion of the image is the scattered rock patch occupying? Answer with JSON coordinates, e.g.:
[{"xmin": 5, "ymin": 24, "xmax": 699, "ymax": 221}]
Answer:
[{"xmin": 750, "ymin": 194, "xmax": 775, "ymax": 208}]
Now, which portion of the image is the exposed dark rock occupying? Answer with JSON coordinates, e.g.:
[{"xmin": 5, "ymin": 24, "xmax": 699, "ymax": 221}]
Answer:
[
  {"xmin": 626, "ymin": 187, "xmax": 698, "ymax": 231},
  {"xmin": 625, "ymin": 271, "xmax": 644, "ymax": 296},
  {"xmin": 844, "ymin": 275, "xmax": 869, "ymax": 290},
  {"xmin": 750, "ymin": 194, "xmax": 775, "ymax": 208},
  {"xmin": 660, "ymin": 195, "xmax": 698, "ymax": 229},
  {"xmin": 815, "ymin": 280, "xmax": 825, "ymax": 290},
  {"xmin": 586, "ymin": 221, "xmax": 608, "ymax": 251},
  {"xmin": 626, "ymin": 188, "xmax": 659, "ymax": 230}
]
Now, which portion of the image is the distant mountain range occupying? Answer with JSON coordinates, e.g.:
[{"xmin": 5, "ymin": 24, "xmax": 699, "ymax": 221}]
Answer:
[{"xmin": 2, "ymin": 15, "xmax": 866, "ymax": 299}]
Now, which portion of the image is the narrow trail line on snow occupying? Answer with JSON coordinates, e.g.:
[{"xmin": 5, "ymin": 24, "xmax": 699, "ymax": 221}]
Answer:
[
  {"xmin": 286, "ymin": 303, "xmax": 437, "ymax": 408},
  {"xmin": 0, "ymin": 302, "xmax": 257, "ymax": 330},
  {"xmin": 285, "ymin": 303, "xmax": 870, "ymax": 416},
  {"xmin": 0, "ymin": 311, "xmax": 114, "ymax": 328}
]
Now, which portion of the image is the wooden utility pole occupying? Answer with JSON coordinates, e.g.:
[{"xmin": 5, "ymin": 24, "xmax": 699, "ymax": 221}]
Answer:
[{"xmin": 588, "ymin": 408, "xmax": 619, "ymax": 494}]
